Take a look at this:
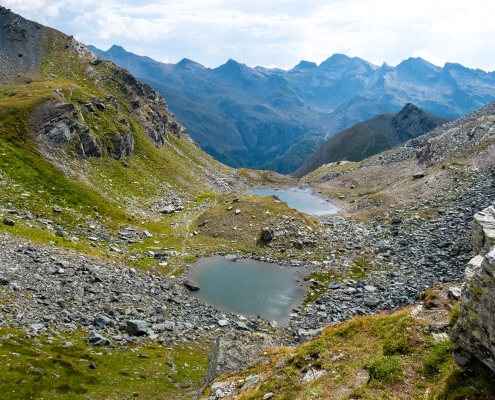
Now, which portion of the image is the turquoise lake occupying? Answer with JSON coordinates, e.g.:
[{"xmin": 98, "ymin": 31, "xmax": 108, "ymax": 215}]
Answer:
[{"xmin": 245, "ymin": 187, "xmax": 338, "ymax": 215}]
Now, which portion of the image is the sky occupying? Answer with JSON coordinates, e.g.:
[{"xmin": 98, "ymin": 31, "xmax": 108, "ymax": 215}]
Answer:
[{"xmin": 3, "ymin": 0, "xmax": 495, "ymax": 71}]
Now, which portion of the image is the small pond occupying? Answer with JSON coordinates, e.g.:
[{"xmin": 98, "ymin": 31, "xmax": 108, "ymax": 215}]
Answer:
[
  {"xmin": 245, "ymin": 187, "xmax": 338, "ymax": 215},
  {"xmin": 187, "ymin": 256, "xmax": 307, "ymax": 323}
]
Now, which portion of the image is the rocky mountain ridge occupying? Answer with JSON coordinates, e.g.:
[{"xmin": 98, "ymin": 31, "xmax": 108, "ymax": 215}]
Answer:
[
  {"xmin": 90, "ymin": 44, "xmax": 495, "ymax": 173},
  {"xmin": 294, "ymin": 103, "xmax": 450, "ymax": 177}
]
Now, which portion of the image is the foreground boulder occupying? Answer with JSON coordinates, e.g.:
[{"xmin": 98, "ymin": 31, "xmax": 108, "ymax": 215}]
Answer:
[
  {"xmin": 451, "ymin": 202, "xmax": 495, "ymax": 373},
  {"xmin": 183, "ymin": 279, "xmax": 200, "ymax": 291}
]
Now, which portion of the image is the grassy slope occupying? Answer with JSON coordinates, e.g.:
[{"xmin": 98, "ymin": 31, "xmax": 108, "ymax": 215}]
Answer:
[
  {"xmin": 0, "ymin": 26, "xmax": 237, "ymax": 263},
  {"xmin": 204, "ymin": 289, "xmax": 495, "ymax": 400},
  {"xmin": 0, "ymin": 25, "xmax": 239, "ymax": 399},
  {"xmin": 0, "ymin": 325, "xmax": 210, "ymax": 400}
]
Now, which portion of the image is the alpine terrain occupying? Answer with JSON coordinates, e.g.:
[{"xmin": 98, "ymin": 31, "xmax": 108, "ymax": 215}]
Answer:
[{"xmin": 1, "ymin": 6, "xmax": 495, "ymax": 400}]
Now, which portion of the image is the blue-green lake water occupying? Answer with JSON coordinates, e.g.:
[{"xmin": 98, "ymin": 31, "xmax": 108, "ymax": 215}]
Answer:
[
  {"xmin": 245, "ymin": 187, "xmax": 338, "ymax": 215},
  {"xmin": 187, "ymin": 256, "xmax": 306, "ymax": 322}
]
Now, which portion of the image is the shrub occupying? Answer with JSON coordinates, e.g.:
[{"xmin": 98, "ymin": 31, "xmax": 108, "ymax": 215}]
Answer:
[
  {"xmin": 423, "ymin": 340, "xmax": 452, "ymax": 378},
  {"xmin": 368, "ymin": 355, "xmax": 404, "ymax": 384}
]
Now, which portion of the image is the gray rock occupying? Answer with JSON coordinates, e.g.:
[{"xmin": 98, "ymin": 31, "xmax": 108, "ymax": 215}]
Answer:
[
  {"xmin": 52, "ymin": 205, "xmax": 62, "ymax": 213},
  {"xmin": 261, "ymin": 227, "xmax": 275, "ymax": 241},
  {"xmin": 125, "ymin": 320, "xmax": 149, "ymax": 336},
  {"xmin": 426, "ymin": 320, "xmax": 451, "ymax": 332},
  {"xmin": 159, "ymin": 205, "xmax": 175, "ymax": 214},
  {"xmin": 236, "ymin": 321, "xmax": 250, "ymax": 330},
  {"xmin": 94, "ymin": 314, "xmax": 111, "ymax": 328},
  {"xmin": 364, "ymin": 297, "xmax": 381, "ymax": 307},
  {"xmin": 298, "ymin": 328, "xmax": 323, "ymax": 343},
  {"xmin": 303, "ymin": 368, "xmax": 326, "ymax": 383},
  {"xmin": 328, "ymin": 283, "xmax": 341, "ymax": 290},
  {"xmin": 87, "ymin": 331, "xmax": 110, "ymax": 346},
  {"xmin": 218, "ymin": 319, "xmax": 228, "ymax": 327},
  {"xmin": 448, "ymin": 286, "xmax": 462, "ymax": 299},
  {"xmin": 3, "ymin": 217, "xmax": 14, "ymax": 226},
  {"xmin": 183, "ymin": 279, "xmax": 200, "ymax": 291},
  {"xmin": 163, "ymin": 321, "xmax": 175, "ymax": 331},
  {"xmin": 413, "ymin": 170, "xmax": 427, "ymax": 179},
  {"xmin": 240, "ymin": 374, "xmax": 259, "ymax": 392},
  {"xmin": 30, "ymin": 323, "xmax": 45, "ymax": 332},
  {"xmin": 161, "ymin": 277, "xmax": 174, "ymax": 290}
]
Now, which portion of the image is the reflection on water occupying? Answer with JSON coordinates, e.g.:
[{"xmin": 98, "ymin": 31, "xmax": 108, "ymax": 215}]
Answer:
[
  {"xmin": 187, "ymin": 256, "xmax": 305, "ymax": 322},
  {"xmin": 245, "ymin": 187, "xmax": 338, "ymax": 215}
]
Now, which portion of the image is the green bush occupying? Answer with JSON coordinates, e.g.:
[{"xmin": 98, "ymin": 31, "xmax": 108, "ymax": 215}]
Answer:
[
  {"xmin": 368, "ymin": 355, "xmax": 404, "ymax": 384},
  {"xmin": 423, "ymin": 340, "xmax": 452, "ymax": 378}
]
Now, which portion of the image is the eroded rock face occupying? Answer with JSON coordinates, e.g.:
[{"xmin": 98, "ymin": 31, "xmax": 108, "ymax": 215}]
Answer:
[
  {"xmin": 204, "ymin": 332, "xmax": 274, "ymax": 386},
  {"xmin": 30, "ymin": 100, "xmax": 102, "ymax": 158},
  {"xmin": 0, "ymin": 6, "xmax": 46, "ymax": 85},
  {"xmin": 112, "ymin": 68, "xmax": 185, "ymax": 148},
  {"xmin": 451, "ymin": 202, "xmax": 495, "ymax": 373}
]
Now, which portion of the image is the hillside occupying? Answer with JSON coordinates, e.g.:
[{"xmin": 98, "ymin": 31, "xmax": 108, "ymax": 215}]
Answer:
[
  {"xmin": 2, "ymin": 6, "xmax": 495, "ymax": 400},
  {"xmin": 294, "ymin": 103, "xmax": 450, "ymax": 177},
  {"xmin": 201, "ymin": 103, "xmax": 495, "ymax": 399},
  {"xmin": 90, "ymin": 45, "xmax": 495, "ymax": 173}
]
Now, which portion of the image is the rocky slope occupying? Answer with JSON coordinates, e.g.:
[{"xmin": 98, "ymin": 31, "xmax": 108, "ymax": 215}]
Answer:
[
  {"xmin": 2, "ymin": 5, "xmax": 495, "ymax": 399},
  {"xmin": 90, "ymin": 45, "xmax": 495, "ymax": 173},
  {"xmin": 294, "ymin": 103, "xmax": 450, "ymax": 177},
  {"xmin": 200, "ymin": 102, "xmax": 495, "ymax": 399}
]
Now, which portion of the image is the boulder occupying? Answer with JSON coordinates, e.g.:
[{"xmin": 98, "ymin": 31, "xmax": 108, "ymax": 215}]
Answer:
[
  {"xmin": 87, "ymin": 331, "xmax": 110, "ymax": 346},
  {"xmin": 3, "ymin": 217, "xmax": 14, "ymax": 226},
  {"xmin": 413, "ymin": 170, "xmax": 427, "ymax": 179},
  {"xmin": 261, "ymin": 227, "xmax": 275, "ymax": 241},
  {"xmin": 159, "ymin": 205, "xmax": 175, "ymax": 214},
  {"xmin": 240, "ymin": 374, "xmax": 259, "ymax": 391},
  {"xmin": 125, "ymin": 319, "xmax": 149, "ymax": 336},
  {"xmin": 183, "ymin": 279, "xmax": 200, "ymax": 291}
]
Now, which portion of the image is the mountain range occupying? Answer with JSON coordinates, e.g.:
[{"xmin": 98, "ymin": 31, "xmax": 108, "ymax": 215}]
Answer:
[{"xmin": 89, "ymin": 45, "xmax": 495, "ymax": 173}]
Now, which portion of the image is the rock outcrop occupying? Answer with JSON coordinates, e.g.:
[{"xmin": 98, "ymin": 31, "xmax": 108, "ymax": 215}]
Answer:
[
  {"xmin": 204, "ymin": 332, "xmax": 275, "ymax": 386},
  {"xmin": 451, "ymin": 202, "xmax": 495, "ymax": 373},
  {"xmin": 30, "ymin": 100, "xmax": 102, "ymax": 158}
]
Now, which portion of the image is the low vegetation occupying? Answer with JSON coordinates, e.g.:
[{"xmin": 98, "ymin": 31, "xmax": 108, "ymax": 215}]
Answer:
[
  {"xmin": 0, "ymin": 326, "xmax": 210, "ymax": 399},
  {"xmin": 204, "ymin": 301, "xmax": 495, "ymax": 400}
]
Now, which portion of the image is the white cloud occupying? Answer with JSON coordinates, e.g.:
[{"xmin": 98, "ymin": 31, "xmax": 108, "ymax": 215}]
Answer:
[
  {"xmin": 3, "ymin": 0, "xmax": 495, "ymax": 71},
  {"xmin": 413, "ymin": 49, "xmax": 446, "ymax": 68}
]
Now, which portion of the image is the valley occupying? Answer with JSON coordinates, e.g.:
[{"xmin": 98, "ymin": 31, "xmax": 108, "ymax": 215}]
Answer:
[
  {"xmin": 1, "ymin": 5, "xmax": 495, "ymax": 400},
  {"xmin": 90, "ymin": 46, "xmax": 495, "ymax": 174}
]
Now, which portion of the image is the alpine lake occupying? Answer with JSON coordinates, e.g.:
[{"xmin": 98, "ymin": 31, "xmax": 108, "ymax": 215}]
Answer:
[{"xmin": 187, "ymin": 187, "xmax": 338, "ymax": 323}]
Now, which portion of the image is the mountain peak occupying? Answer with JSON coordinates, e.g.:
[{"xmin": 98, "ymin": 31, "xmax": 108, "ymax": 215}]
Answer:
[
  {"xmin": 176, "ymin": 58, "xmax": 205, "ymax": 70},
  {"xmin": 108, "ymin": 44, "xmax": 126, "ymax": 52},
  {"xmin": 319, "ymin": 53, "xmax": 376, "ymax": 72},
  {"xmin": 397, "ymin": 57, "xmax": 441, "ymax": 72},
  {"xmin": 213, "ymin": 58, "xmax": 247, "ymax": 74},
  {"xmin": 292, "ymin": 60, "xmax": 318, "ymax": 70},
  {"xmin": 399, "ymin": 102, "xmax": 421, "ymax": 114}
]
